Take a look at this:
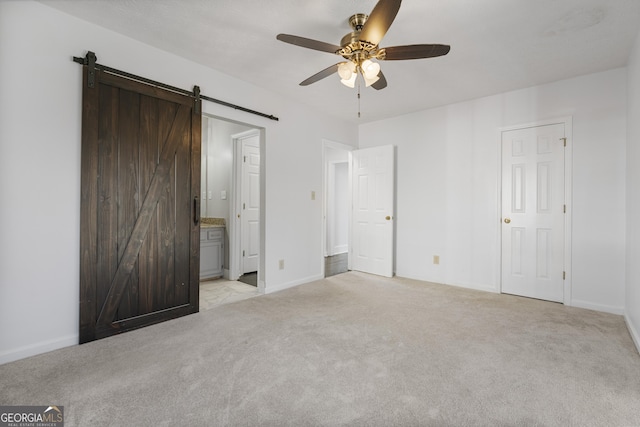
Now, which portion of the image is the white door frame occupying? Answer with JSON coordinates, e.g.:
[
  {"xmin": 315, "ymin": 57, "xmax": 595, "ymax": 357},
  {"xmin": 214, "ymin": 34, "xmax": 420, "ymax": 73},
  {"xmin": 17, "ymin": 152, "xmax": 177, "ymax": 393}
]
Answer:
[
  {"xmin": 322, "ymin": 139, "xmax": 354, "ymax": 277},
  {"xmin": 230, "ymin": 128, "xmax": 262, "ymax": 288},
  {"xmin": 498, "ymin": 116, "xmax": 573, "ymax": 305}
]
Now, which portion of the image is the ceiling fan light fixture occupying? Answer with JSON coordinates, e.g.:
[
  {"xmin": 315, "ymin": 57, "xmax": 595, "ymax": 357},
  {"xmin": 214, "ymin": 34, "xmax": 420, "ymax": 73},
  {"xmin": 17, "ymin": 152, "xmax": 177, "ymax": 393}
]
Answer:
[
  {"xmin": 337, "ymin": 61, "xmax": 356, "ymax": 80},
  {"xmin": 361, "ymin": 59, "xmax": 381, "ymax": 80},
  {"xmin": 276, "ymin": 0, "xmax": 450, "ymax": 94},
  {"xmin": 341, "ymin": 73, "xmax": 357, "ymax": 88}
]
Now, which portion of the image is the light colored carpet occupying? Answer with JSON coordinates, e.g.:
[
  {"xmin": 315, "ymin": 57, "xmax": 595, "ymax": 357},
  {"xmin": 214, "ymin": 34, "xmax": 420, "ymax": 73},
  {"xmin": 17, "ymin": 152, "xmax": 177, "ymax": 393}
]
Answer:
[{"xmin": 1, "ymin": 272, "xmax": 639, "ymax": 426}]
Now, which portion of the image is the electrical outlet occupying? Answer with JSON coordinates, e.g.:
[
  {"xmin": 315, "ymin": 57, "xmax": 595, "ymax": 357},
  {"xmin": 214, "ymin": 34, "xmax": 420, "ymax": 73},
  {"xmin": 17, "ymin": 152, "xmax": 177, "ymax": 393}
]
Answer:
[
  {"xmin": 433, "ymin": 255, "xmax": 440, "ymax": 265},
  {"xmin": 279, "ymin": 259, "xmax": 285, "ymax": 270}
]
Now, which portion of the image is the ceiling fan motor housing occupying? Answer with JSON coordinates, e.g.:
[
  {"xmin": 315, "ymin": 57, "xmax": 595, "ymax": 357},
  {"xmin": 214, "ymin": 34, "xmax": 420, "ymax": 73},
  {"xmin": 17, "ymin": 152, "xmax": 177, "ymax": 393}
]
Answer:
[
  {"xmin": 340, "ymin": 13, "xmax": 379, "ymax": 62},
  {"xmin": 349, "ymin": 13, "xmax": 368, "ymax": 31}
]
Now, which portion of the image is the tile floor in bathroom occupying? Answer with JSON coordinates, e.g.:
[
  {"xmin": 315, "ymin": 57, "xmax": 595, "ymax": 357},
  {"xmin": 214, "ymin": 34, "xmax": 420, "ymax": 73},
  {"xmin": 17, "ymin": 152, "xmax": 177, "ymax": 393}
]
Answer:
[{"xmin": 199, "ymin": 278, "xmax": 260, "ymax": 311}]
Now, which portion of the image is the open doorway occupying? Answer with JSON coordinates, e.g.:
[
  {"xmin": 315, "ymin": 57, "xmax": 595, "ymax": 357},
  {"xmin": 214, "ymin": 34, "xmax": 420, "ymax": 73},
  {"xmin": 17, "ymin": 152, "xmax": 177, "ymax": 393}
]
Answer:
[
  {"xmin": 322, "ymin": 142, "xmax": 396, "ymax": 279},
  {"xmin": 323, "ymin": 140, "xmax": 353, "ymax": 277},
  {"xmin": 199, "ymin": 115, "xmax": 263, "ymax": 309}
]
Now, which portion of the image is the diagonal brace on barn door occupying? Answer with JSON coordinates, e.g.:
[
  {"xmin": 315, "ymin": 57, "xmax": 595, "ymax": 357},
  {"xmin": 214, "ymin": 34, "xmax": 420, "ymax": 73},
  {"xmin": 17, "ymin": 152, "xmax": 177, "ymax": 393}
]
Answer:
[{"xmin": 96, "ymin": 104, "xmax": 191, "ymax": 328}]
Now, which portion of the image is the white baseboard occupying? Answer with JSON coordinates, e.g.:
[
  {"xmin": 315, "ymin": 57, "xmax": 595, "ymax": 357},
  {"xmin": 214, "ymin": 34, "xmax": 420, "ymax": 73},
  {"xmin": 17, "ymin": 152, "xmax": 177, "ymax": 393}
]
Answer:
[
  {"xmin": 625, "ymin": 314, "xmax": 640, "ymax": 355},
  {"xmin": 0, "ymin": 334, "xmax": 78, "ymax": 365},
  {"xmin": 264, "ymin": 274, "xmax": 324, "ymax": 295},
  {"xmin": 570, "ymin": 299, "xmax": 625, "ymax": 315},
  {"xmin": 443, "ymin": 280, "xmax": 500, "ymax": 294},
  {"xmin": 400, "ymin": 273, "xmax": 499, "ymax": 294}
]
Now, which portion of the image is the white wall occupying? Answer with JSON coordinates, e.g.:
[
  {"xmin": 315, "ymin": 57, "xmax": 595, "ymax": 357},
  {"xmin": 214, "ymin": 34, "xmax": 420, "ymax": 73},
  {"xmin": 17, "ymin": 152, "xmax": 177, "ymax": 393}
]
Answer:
[
  {"xmin": 0, "ymin": 1, "xmax": 357, "ymax": 364},
  {"xmin": 360, "ymin": 68, "xmax": 627, "ymax": 313},
  {"xmin": 626, "ymin": 30, "xmax": 640, "ymax": 352}
]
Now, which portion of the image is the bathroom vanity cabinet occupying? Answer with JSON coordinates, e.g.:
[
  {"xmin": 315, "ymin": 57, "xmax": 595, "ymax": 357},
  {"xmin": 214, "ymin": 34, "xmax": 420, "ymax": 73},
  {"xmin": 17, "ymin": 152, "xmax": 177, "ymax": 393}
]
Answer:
[{"xmin": 200, "ymin": 227, "xmax": 224, "ymax": 280}]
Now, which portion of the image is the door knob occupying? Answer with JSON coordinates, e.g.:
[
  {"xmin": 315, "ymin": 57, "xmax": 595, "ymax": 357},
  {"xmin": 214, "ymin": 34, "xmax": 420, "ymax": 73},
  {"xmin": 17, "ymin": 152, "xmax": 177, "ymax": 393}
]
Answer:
[
  {"xmin": 504, "ymin": 218, "xmax": 511, "ymax": 224},
  {"xmin": 385, "ymin": 216, "xmax": 391, "ymax": 220}
]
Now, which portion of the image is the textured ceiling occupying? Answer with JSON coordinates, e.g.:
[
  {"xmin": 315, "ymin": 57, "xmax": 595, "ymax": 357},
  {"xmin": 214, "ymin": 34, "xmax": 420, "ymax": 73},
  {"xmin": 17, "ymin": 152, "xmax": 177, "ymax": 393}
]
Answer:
[{"xmin": 40, "ymin": 0, "xmax": 640, "ymax": 123}]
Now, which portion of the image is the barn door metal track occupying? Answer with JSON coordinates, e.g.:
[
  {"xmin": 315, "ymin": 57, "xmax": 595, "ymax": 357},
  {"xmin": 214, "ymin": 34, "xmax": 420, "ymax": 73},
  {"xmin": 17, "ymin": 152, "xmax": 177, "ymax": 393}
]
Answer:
[{"xmin": 73, "ymin": 51, "xmax": 279, "ymax": 121}]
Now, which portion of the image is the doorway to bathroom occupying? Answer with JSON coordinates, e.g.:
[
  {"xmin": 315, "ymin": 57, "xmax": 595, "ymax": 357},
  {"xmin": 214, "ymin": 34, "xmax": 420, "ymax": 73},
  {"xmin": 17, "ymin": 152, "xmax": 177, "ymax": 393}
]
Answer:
[{"xmin": 199, "ymin": 115, "xmax": 262, "ymax": 309}]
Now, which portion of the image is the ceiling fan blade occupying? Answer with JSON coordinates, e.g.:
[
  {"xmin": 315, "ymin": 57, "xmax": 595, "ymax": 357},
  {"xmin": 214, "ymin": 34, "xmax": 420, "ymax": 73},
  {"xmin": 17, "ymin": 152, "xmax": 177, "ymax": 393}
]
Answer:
[
  {"xmin": 358, "ymin": 0, "xmax": 402, "ymax": 46},
  {"xmin": 371, "ymin": 71, "xmax": 387, "ymax": 90},
  {"xmin": 300, "ymin": 63, "xmax": 341, "ymax": 86},
  {"xmin": 381, "ymin": 44, "xmax": 450, "ymax": 60},
  {"xmin": 277, "ymin": 34, "xmax": 341, "ymax": 54}
]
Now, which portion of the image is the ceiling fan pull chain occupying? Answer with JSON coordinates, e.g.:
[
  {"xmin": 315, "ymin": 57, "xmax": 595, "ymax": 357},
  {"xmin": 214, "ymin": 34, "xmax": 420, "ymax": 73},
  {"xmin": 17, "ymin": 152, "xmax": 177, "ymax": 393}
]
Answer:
[{"xmin": 358, "ymin": 81, "xmax": 361, "ymax": 118}]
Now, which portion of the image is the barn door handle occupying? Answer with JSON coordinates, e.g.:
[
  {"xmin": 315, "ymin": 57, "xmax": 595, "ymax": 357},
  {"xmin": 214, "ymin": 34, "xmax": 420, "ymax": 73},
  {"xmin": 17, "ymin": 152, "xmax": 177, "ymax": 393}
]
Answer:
[{"xmin": 194, "ymin": 196, "xmax": 200, "ymax": 225}]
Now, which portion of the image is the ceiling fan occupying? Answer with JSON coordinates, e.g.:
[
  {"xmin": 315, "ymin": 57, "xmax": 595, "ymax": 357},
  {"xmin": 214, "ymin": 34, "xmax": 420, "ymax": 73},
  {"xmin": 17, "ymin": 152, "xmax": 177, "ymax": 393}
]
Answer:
[{"xmin": 276, "ymin": 0, "xmax": 450, "ymax": 90}]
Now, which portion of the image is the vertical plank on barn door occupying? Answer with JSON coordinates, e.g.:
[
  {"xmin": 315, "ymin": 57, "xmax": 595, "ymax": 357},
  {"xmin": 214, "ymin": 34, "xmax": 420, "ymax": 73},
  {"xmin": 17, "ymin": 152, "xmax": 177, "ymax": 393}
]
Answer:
[
  {"xmin": 138, "ymin": 95, "xmax": 160, "ymax": 313},
  {"xmin": 116, "ymin": 89, "xmax": 140, "ymax": 320},
  {"xmin": 80, "ymin": 66, "xmax": 201, "ymax": 343}
]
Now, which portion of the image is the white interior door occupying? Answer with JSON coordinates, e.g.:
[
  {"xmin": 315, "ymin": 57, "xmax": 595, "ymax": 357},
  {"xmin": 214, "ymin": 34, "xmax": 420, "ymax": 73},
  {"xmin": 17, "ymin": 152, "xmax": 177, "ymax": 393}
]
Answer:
[
  {"xmin": 241, "ymin": 136, "xmax": 260, "ymax": 274},
  {"xmin": 501, "ymin": 123, "xmax": 565, "ymax": 302},
  {"xmin": 350, "ymin": 145, "xmax": 395, "ymax": 277}
]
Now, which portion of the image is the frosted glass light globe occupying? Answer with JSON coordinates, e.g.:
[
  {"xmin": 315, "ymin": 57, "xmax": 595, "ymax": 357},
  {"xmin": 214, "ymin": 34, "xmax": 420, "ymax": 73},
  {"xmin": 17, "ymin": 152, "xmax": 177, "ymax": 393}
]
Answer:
[
  {"xmin": 361, "ymin": 60, "xmax": 380, "ymax": 79},
  {"xmin": 337, "ymin": 62, "xmax": 356, "ymax": 80}
]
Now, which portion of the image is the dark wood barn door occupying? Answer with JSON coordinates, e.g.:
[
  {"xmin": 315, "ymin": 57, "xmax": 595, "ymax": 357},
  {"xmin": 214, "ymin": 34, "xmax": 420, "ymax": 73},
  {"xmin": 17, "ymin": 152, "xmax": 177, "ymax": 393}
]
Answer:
[{"xmin": 80, "ymin": 67, "xmax": 201, "ymax": 343}]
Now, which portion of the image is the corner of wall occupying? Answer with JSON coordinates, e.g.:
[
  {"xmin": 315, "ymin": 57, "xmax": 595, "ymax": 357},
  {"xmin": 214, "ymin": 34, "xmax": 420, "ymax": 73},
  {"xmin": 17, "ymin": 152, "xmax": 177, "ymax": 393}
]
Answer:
[
  {"xmin": 625, "ymin": 314, "xmax": 640, "ymax": 355},
  {"xmin": 625, "ymin": 28, "xmax": 640, "ymax": 355}
]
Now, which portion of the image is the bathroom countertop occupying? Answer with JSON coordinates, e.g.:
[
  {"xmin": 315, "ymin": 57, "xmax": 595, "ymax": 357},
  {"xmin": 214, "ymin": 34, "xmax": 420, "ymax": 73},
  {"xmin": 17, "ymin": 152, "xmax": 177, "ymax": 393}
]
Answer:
[{"xmin": 201, "ymin": 217, "xmax": 226, "ymax": 228}]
